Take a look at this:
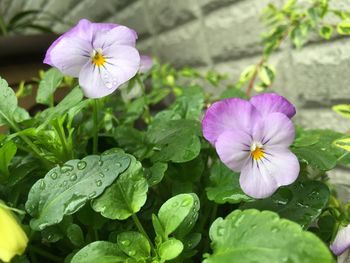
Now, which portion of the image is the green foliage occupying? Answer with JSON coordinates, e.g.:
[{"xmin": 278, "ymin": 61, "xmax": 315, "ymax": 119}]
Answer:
[
  {"xmin": 36, "ymin": 68, "xmax": 64, "ymax": 106},
  {"xmin": 0, "ymin": 77, "xmax": 19, "ymax": 126},
  {"xmin": 71, "ymin": 241, "xmax": 131, "ymax": 263},
  {"xmin": 157, "ymin": 193, "xmax": 199, "ymax": 237},
  {"xmin": 242, "ymin": 180, "xmax": 330, "ymax": 228},
  {"xmin": 206, "ymin": 160, "xmax": 251, "ymax": 204},
  {"xmin": 25, "ymin": 152, "xmax": 131, "ymax": 230},
  {"xmin": 147, "ymin": 119, "xmax": 201, "ymax": 163},
  {"xmin": 92, "ymin": 153, "xmax": 148, "ymax": 220},
  {"xmin": 203, "ymin": 209, "xmax": 335, "ymax": 263}
]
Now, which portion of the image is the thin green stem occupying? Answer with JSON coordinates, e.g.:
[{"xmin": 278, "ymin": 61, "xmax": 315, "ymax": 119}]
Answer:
[
  {"xmin": 92, "ymin": 99, "xmax": 99, "ymax": 154},
  {"xmin": 53, "ymin": 119, "xmax": 70, "ymax": 159},
  {"xmin": 29, "ymin": 245, "xmax": 62, "ymax": 263},
  {"xmin": 135, "ymin": 76, "xmax": 152, "ymax": 124},
  {"xmin": 131, "ymin": 213, "xmax": 157, "ymax": 256}
]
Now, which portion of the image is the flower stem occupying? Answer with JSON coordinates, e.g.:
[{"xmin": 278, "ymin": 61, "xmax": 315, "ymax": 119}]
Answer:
[
  {"xmin": 131, "ymin": 213, "xmax": 157, "ymax": 256},
  {"xmin": 92, "ymin": 99, "xmax": 99, "ymax": 154},
  {"xmin": 53, "ymin": 119, "xmax": 71, "ymax": 160}
]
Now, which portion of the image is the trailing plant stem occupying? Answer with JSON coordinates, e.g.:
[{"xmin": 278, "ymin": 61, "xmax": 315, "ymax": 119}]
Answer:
[
  {"xmin": 92, "ymin": 99, "xmax": 99, "ymax": 154},
  {"xmin": 131, "ymin": 213, "xmax": 157, "ymax": 256}
]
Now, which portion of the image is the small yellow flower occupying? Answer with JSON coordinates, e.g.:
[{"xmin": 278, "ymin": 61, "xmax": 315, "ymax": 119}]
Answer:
[{"xmin": 0, "ymin": 204, "xmax": 28, "ymax": 262}]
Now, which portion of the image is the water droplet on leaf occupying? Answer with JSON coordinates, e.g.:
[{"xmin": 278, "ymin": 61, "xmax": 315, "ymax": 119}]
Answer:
[
  {"xmin": 50, "ymin": 172, "xmax": 58, "ymax": 180},
  {"xmin": 70, "ymin": 174, "xmax": 77, "ymax": 181},
  {"xmin": 77, "ymin": 161, "xmax": 87, "ymax": 170},
  {"xmin": 95, "ymin": 180, "xmax": 102, "ymax": 187}
]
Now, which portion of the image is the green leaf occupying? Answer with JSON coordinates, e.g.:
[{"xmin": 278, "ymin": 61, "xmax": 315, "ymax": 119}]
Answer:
[
  {"xmin": 92, "ymin": 154, "xmax": 148, "ymax": 220},
  {"xmin": 13, "ymin": 107, "xmax": 30, "ymax": 123},
  {"xmin": 257, "ymin": 63, "xmax": 275, "ymax": 86},
  {"xmin": 67, "ymin": 224, "xmax": 85, "ymax": 247},
  {"xmin": 117, "ymin": 231, "xmax": 151, "ymax": 260},
  {"xmin": 36, "ymin": 68, "xmax": 64, "ymax": 105},
  {"xmin": 206, "ymin": 160, "xmax": 252, "ymax": 204},
  {"xmin": 38, "ymin": 87, "xmax": 83, "ymax": 128},
  {"xmin": 71, "ymin": 241, "xmax": 131, "ymax": 263},
  {"xmin": 203, "ymin": 209, "xmax": 335, "ymax": 263},
  {"xmin": 241, "ymin": 180, "xmax": 330, "ymax": 228},
  {"xmin": 158, "ymin": 238, "xmax": 184, "ymax": 261},
  {"xmin": 337, "ymin": 21, "xmax": 350, "ymax": 35},
  {"xmin": 158, "ymin": 193, "xmax": 200, "ymax": 237},
  {"xmin": 147, "ymin": 119, "xmax": 201, "ymax": 163},
  {"xmin": 0, "ymin": 141, "xmax": 17, "ymax": 178},
  {"xmin": 319, "ymin": 25, "xmax": 333, "ymax": 40},
  {"xmin": 333, "ymin": 137, "xmax": 350, "ymax": 152},
  {"xmin": 292, "ymin": 146, "xmax": 337, "ymax": 171},
  {"xmin": 25, "ymin": 153, "xmax": 131, "ymax": 230},
  {"xmin": 145, "ymin": 162, "xmax": 168, "ymax": 186},
  {"xmin": 332, "ymin": 104, "xmax": 350, "ymax": 118},
  {"xmin": 0, "ymin": 77, "xmax": 18, "ymax": 126}
]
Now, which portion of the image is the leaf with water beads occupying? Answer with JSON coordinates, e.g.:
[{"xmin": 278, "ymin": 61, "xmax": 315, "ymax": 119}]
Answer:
[
  {"xmin": 241, "ymin": 180, "xmax": 330, "ymax": 229},
  {"xmin": 71, "ymin": 241, "xmax": 130, "ymax": 263},
  {"xmin": 25, "ymin": 152, "xmax": 131, "ymax": 231},
  {"xmin": 158, "ymin": 193, "xmax": 200, "ymax": 238},
  {"xmin": 203, "ymin": 209, "xmax": 335, "ymax": 263},
  {"xmin": 92, "ymin": 154, "xmax": 148, "ymax": 220},
  {"xmin": 117, "ymin": 231, "xmax": 151, "ymax": 260}
]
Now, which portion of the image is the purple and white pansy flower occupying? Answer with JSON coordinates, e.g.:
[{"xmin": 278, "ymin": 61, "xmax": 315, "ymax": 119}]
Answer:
[
  {"xmin": 202, "ymin": 93, "xmax": 300, "ymax": 199},
  {"xmin": 330, "ymin": 224, "xmax": 350, "ymax": 263},
  {"xmin": 44, "ymin": 19, "xmax": 141, "ymax": 98}
]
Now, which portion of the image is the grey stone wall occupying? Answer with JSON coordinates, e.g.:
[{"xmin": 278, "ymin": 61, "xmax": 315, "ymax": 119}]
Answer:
[{"xmin": 2, "ymin": 0, "xmax": 350, "ymax": 187}]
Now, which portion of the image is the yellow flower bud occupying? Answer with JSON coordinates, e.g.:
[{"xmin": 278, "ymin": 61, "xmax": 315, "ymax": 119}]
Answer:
[{"xmin": 0, "ymin": 204, "xmax": 28, "ymax": 262}]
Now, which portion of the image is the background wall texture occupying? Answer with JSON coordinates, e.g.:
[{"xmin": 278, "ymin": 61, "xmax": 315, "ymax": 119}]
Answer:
[{"xmin": 1, "ymin": 0, "xmax": 350, "ymax": 190}]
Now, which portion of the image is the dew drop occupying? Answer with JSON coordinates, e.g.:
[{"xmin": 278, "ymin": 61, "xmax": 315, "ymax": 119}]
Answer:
[
  {"xmin": 98, "ymin": 160, "xmax": 104, "ymax": 166},
  {"xmin": 116, "ymin": 162, "xmax": 121, "ymax": 167},
  {"xmin": 39, "ymin": 180, "xmax": 46, "ymax": 189},
  {"xmin": 121, "ymin": 240, "xmax": 131, "ymax": 246},
  {"xmin": 70, "ymin": 174, "xmax": 78, "ymax": 181},
  {"xmin": 216, "ymin": 226, "xmax": 225, "ymax": 237},
  {"xmin": 172, "ymin": 201, "xmax": 179, "ymax": 208},
  {"xmin": 129, "ymin": 250, "xmax": 136, "ymax": 256},
  {"xmin": 181, "ymin": 199, "xmax": 192, "ymax": 207},
  {"xmin": 61, "ymin": 164, "xmax": 74, "ymax": 173},
  {"xmin": 104, "ymin": 168, "xmax": 109, "ymax": 172},
  {"xmin": 62, "ymin": 180, "xmax": 68, "ymax": 187},
  {"xmin": 95, "ymin": 180, "xmax": 102, "ymax": 187},
  {"xmin": 99, "ymin": 172, "xmax": 105, "ymax": 178},
  {"xmin": 77, "ymin": 161, "xmax": 87, "ymax": 170},
  {"xmin": 50, "ymin": 172, "xmax": 58, "ymax": 180}
]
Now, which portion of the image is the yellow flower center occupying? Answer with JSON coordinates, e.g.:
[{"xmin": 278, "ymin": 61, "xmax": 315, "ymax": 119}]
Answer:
[
  {"xmin": 91, "ymin": 49, "xmax": 106, "ymax": 67},
  {"xmin": 250, "ymin": 142, "xmax": 264, "ymax": 161}
]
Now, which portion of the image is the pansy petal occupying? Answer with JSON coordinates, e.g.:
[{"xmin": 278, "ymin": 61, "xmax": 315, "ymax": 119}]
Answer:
[
  {"xmin": 79, "ymin": 45, "xmax": 140, "ymax": 98},
  {"xmin": 139, "ymin": 55, "xmax": 153, "ymax": 73},
  {"xmin": 330, "ymin": 224, "xmax": 350, "ymax": 256},
  {"xmin": 250, "ymin": 93, "xmax": 296, "ymax": 118},
  {"xmin": 44, "ymin": 37, "xmax": 91, "ymax": 77},
  {"xmin": 253, "ymin": 112, "xmax": 295, "ymax": 148},
  {"xmin": 215, "ymin": 130, "xmax": 252, "ymax": 172},
  {"xmin": 261, "ymin": 148, "xmax": 300, "ymax": 186},
  {"xmin": 202, "ymin": 98, "xmax": 260, "ymax": 145},
  {"xmin": 240, "ymin": 158, "xmax": 278, "ymax": 199},
  {"xmin": 240, "ymin": 148, "xmax": 299, "ymax": 198},
  {"xmin": 93, "ymin": 25, "xmax": 138, "ymax": 49}
]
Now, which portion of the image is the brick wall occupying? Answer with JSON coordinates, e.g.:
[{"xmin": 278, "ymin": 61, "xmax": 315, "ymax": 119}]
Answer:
[{"xmin": 3, "ymin": 0, "xmax": 350, "ymax": 188}]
